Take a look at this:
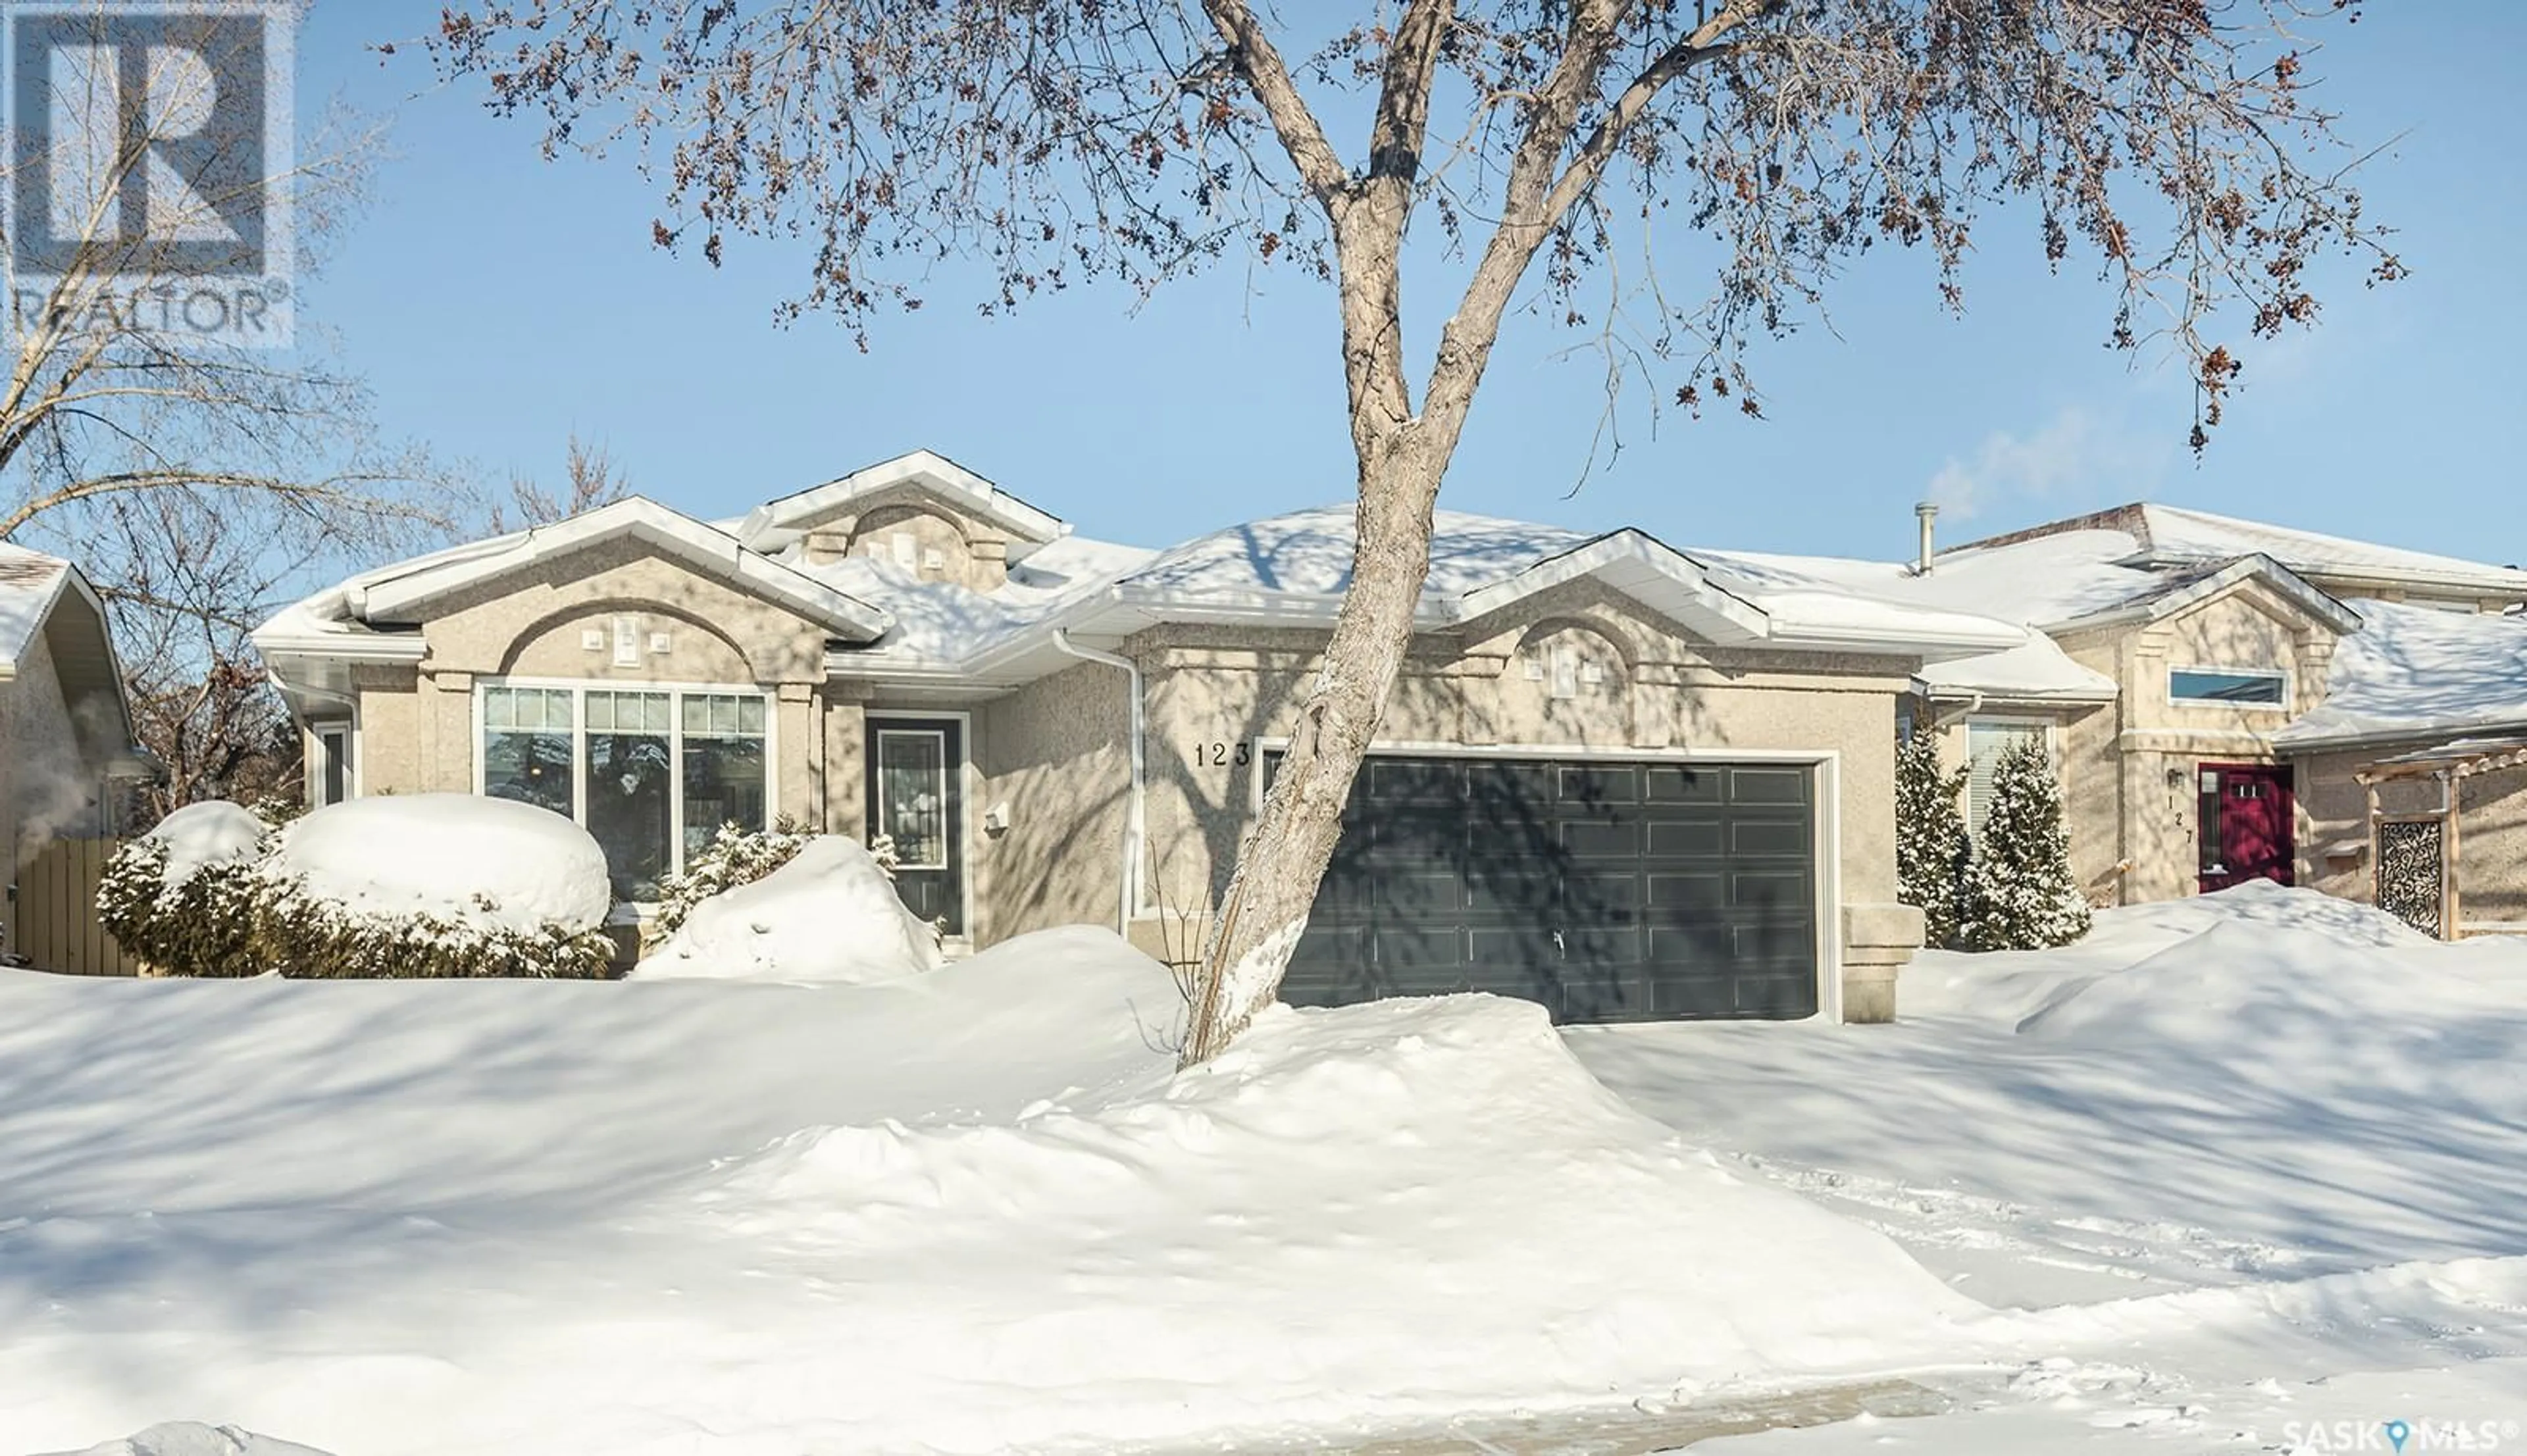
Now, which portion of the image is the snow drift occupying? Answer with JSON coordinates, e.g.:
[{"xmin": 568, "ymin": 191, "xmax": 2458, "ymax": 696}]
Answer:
[
  {"xmin": 0, "ymin": 928, "xmax": 1974, "ymax": 1455},
  {"xmin": 263, "ymin": 793, "xmax": 610, "ymax": 934},
  {"xmin": 632, "ymin": 836, "xmax": 940, "ymax": 984}
]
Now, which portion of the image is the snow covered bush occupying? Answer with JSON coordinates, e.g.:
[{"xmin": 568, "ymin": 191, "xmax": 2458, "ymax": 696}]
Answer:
[
  {"xmin": 632, "ymin": 836, "xmax": 942, "ymax": 984},
  {"xmin": 250, "ymin": 795, "xmax": 617, "ymax": 980},
  {"xmin": 651, "ymin": 818, "xmax": 812, "ymax": 936},
  {"xmin": 1894, "ymin": 730, "xmax": 1970, "ymax": 949},
  {"xmin": 1962, "ymin": 741, "xmax": 2092, "ymax": 951},
  {"xmin": 95, "ymin": 801, "xmax": 275, "ymax": 977}
]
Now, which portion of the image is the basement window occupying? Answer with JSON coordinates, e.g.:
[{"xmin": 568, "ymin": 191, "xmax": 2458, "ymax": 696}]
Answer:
[{"xmin": 2170, "ymin": 667, "xmax": 2287, "ymax": 707}]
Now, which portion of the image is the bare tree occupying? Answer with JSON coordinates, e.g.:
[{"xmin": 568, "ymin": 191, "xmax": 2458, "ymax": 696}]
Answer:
[
  {"xmin": 431, "ymin": 0, "xmax": 2397, "ymax": 1063},
  {"xmin": 488, "ymin": 432, "xmax": 634, "ymax": 532},
  {"xmin": 1, "ymin": 3, "xmax": 459, "ymax": 822}
]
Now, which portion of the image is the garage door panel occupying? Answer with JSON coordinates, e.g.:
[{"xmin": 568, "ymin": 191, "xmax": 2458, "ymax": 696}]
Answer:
[
  {"xmin": 1364, "ymin": 759, "xmax": 1467, "ymax": 804},
  {"xmin": 1378, "ymin": 870, "xmax": 1468, "ymax": 916},
  {"xmin": 1731, "ymin": 870, "xmax": 1812, "ymax": 909},
  {"xmin": 1645, "ymin": 766, "xmax": 1724, "ymax": 803},
  {"xmin": 1646, "ymin": 820, "xmax": 1726, "ymax": 857},
  {"xmin": 1561, "ymin": 820, "xmax": 1640, "ymax": 859},
  {"xmin": 1648, "ymin": 871, "xmax": 1727, "ymax": 915},
  {"xmin": 1729, "ymin": 768, "xmax": 1811, "ymax": 805},
  {"xmin": 1560, "ymin": 870, "xmax": 1641, "ymax": 916},
  {"xmin": 1558, "ymin": 764, "xmax": 1641, "ymax": 807},
  {"xmin": 1280, "ymin": 752, "xmax": 1818, "ymax": 1024},
  {"xmin": 1374, "ymin": 927, "xmax": 1466, "ymax": 968}
]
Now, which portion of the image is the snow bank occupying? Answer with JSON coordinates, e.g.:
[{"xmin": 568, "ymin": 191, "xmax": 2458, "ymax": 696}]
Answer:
[
  {"xmin": 1901, "ymin": 880, "xmax": 2428, "ymax": 1024},
  {"xmin": 631, "ymin": 836, "xmax": 940, "ymax": 983},
  {"xmin": 647, "ymin": 989, "xmax": 1977, "ymax": 1450},
  {"xmin": 141, "ymin": 802, "xmax": 267, "ymax": 888},
  {"xmin": 35, "ymin": 1424, "xmax": 335, "ymax": 1456},
  {"xmin": 263, "ymin": 794, "xmax": 610, "ymax": 934},
  {"xmin": 0, "ymin": 929, "xmax": 1975, "ymax": 1455}
]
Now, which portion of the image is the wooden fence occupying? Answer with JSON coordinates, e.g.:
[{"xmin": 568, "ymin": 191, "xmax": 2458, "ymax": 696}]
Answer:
[{"xmin": 11, "ymin": 837, "xmax": 142, "ymax": 977}]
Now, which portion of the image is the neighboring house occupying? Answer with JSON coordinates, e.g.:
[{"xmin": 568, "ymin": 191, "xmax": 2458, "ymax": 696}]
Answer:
[
  {"xmin": 255, "ymin": 450, "xmax": 2032, "ymax": 1024},
  {"xmin": 0, "ymin": 543, "xmax": 145, "ymax": 963},
  {"xmin": 1707, "ymin": 503, "xmax": 2527, "ymax": 939}
]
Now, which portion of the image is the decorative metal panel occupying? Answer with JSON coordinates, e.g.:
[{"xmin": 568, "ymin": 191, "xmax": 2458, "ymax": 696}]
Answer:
[{"xmin": 2376, "ymin": 819, "xmax": 2445, "ymax": 939}]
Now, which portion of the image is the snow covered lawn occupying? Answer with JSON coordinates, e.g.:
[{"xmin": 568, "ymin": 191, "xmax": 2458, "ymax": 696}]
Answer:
[
  {"xmin": 5, "ymin": 884, "xmax": 2522, "ymax": 1455},
  {"xmin": 0, "ymin": 928, "xmax": 1972, "ymax": 1455},
  {"xmin": 1569, "ymin": 883, "xmax": 2527, "ymax": 1453}
]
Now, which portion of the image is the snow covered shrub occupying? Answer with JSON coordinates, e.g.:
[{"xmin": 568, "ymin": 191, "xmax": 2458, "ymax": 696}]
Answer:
[
  {"xmin": 95, "ymin": 801, "xmax": 276, "ymax": 977},
  {"xmin": 1962, "ymin": 741, "xmax": 2092, "ymax": 951},
  {"xmin": 651, "ymin": 818, "xmax": 811, "ymax": 936},
  {"xmin": 1894, "ymin": 732, "xmax": 1970, "ymax": 949},
  {"xmin": 632, "ymin": 836, "xmax": 942, "ymax": 984},
  {"xmin": 249, "ymin": 795, "xmax": 617, "ymax": 979}
]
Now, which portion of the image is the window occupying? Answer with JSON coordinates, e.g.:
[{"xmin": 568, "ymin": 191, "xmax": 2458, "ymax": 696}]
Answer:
[
  {"xmin": 586, "ymin": 690, "xmax": 673, "ymax": 901},
  {"xmin": 313, "ymin": 724, "xmax": 353, "ymax": 807},
  {"xmin": 483, "ymin": 686, "xmax": 575, "ymax": 816},
  {"xmin": 1966, "ymin": 720, "xmax": 2049, "ymax": 832},
  {"xmin": 479, "ymin": 682, "xmax": 773, "ymax": 903},
  {"xmin": 2170, "ymin": 667, "xmax": 2287, "ymax": 707},
  {"xmin": 875, "ymin": 729, "xmax": 949, "ymax": 868},
  {"xmin": 682, "ymin": 693, "xmax": 768, "ymax": 863}
]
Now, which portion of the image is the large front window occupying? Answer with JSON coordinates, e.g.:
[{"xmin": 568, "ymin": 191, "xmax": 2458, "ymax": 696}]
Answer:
[{"xmin": 480, "ymin": 682, "xmax": 772, "ymax": 903}]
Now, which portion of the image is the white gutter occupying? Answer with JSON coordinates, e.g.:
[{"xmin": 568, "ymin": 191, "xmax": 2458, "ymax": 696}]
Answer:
[{"xmin": 1052, "ymin": 630, "xmax": 1148, "ymax": 934}]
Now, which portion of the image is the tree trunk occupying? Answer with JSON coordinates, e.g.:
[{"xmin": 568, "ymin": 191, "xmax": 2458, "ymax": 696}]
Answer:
[{"xmin": 1181, "ymin": 420, "xmax": 1450, "ymax": 1065}]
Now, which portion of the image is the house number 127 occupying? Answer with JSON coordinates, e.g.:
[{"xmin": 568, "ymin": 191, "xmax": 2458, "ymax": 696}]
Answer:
[{"xmin": 1197, "ymin": 741, "xmax": 1254, "ymax": 768}]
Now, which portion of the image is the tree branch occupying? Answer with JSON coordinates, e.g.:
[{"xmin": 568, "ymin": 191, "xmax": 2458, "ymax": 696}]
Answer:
[{"xmin": 1199, "ymin": 0, "xmax": 1352, "ymax": 208}]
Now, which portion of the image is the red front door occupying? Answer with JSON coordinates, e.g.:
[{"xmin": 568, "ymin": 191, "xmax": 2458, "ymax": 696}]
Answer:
[{"xmin": 2198, "ymin": 763, "xmax": 2295, "ymax": 893}]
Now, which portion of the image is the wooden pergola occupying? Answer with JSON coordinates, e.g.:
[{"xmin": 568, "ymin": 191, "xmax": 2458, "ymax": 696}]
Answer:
[{"xmin": 2357, "ymin": 734, "xmax": 2527, "ymax": 940}]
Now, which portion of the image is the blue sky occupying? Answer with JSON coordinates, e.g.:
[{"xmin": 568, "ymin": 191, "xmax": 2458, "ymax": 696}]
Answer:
[{"xmin": 300, "ymin": 3, "xmax": 2522, "ymax": 566}]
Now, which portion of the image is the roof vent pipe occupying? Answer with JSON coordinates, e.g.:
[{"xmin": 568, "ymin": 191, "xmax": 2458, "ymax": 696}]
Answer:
[{"xmin": 1915, "ymin": 502, "xmax": 1939, "ymax": 576}]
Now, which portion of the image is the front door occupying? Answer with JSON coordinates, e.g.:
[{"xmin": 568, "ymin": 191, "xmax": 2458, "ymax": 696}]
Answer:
[
  {"xmin": 867, "ymin": 717, "xmax": 965, "ymax": 936},
  {"xmin": 2198, "ymin": 763, "xmax": 2294, "ymax": 893}
]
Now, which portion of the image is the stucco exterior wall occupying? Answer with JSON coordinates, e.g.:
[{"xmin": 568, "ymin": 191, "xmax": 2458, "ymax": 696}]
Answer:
[
  {"xmin": 346, "ymin": 541, "xmax": 834, "ymax": 809},
  {"xmin": 1984, "ymin": 581, "xmax": 2348, "ymax": 908},
  {"xmin": 1111, "ymin": 581, "xmax": 1920, "ymax": 1002},
  {"xmin": 971, "ymin": 663, "xmax": 1131, "ymax": 943},
  {"xmin": 794, "ymin": 487, "xmax": 1013, "ymax": 591},
  {"xmin": 2455, "ymin": 766, "xmax": 2527, "ymax": 929}
]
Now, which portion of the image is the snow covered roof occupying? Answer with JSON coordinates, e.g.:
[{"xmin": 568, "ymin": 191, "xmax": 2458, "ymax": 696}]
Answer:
[
  {"xmin": 1957, "ymin": 503, "xmax": 2527, "ymax": 599},
  {"xmin": 256, "ymin": 499, "xmax": 895, "ymax": 670},
  {"xmin": 1109, "ymin": 507, "xmax": 2024, "ymax": 658},
  {"xmin": 2276, "ymin": 599, "xmax": 2527, "ymax": 752},
  {"xmin": 740, "ymin": 450, "xmax": 1071, "ymax": 562},
  {"xmin": 1688, "ymin": 544, "xmax": 2121, "ymax": 701},
  {"xmin": 0, "ymin": 541, "xmax": 72, "ymax": 673}
]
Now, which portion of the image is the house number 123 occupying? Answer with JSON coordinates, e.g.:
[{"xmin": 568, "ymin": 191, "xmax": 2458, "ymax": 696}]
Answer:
[{"xmin": 1197, "ymin": 741, "xmax": 1254, "ymax": 768}]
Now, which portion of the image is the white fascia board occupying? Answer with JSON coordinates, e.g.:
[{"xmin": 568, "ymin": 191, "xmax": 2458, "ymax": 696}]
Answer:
[
  {"xmin": 357, "ymin": 499, "xmax": 892, "ymax": 641},
  {"xmin": 2276, "ymin": 711, "xmax": 2527, "ymax": 756},
  {"xmin": 1450, "ymin": 532, "xmax": 1772, "ymax": 644},
  {"xmin": 752, "ymin": 450, "xmax": 1071, "ymax": 556},
  {"xmin": 251, "ymin": 630, "xmax": 431, "ymax": 663}
]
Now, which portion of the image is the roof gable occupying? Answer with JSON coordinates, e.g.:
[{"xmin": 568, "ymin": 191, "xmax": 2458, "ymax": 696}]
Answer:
[
  {"xmin": 2045, "ymin": 553, "xmax": 2361, "ymax": 636},
  {"xmin": 1951, "ymin": 501, "xmax": 2527, "ymax": 598},
  {"xmin": 741, "ymin": 451, "xmax": 1069, "ymax": 561},
  {"xmin": 349, "ymin": 498, "xmax": 891, "ymax": 642}
]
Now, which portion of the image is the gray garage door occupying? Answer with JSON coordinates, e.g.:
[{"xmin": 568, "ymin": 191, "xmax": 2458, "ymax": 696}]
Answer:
[{"xmin": 1279, "ymin": 754, "xmax": 1820, "ymax": 1023}]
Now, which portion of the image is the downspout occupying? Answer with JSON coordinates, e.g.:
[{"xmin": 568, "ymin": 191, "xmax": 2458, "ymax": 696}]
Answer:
[{"xmin": 1053, "ymin": 631, "xmax": 1146, "ymax": 936}]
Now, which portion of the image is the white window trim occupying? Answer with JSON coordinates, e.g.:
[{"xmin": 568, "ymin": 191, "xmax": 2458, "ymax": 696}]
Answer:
[
  {"xmin": 2168, "ymin": 663, "xmax": 2291, "ymax": 713},
  {"xmin": 308, "ymin": 714, "xmax": 361, "ymax": 805},
  {"xmin": 472, "ymin": 676, "xmax": 780, "ymax": 901},
  {"xmin": 1244, "ymin": 737, "xmax": 1846, "ymax": 1027}
]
